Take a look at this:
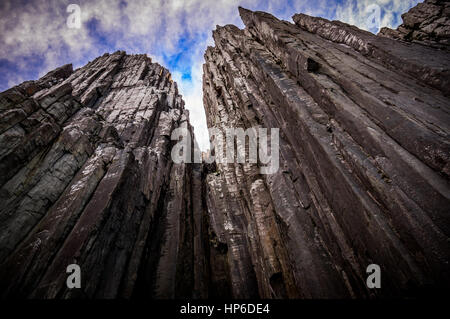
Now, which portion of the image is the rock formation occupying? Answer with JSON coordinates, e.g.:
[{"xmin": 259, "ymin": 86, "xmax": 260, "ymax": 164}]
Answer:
[
  {"xmin": 379, "ymin": 0, "xmax": 450, "ymax": 50},
  {"xmin": 202, "ymin": 2, "xmax": 449, "ymax": 298},
  {"xmin": 0, "ymin": 51, "xmax": 208, "ymax": 298},
  {"xmin": 0, "ymin": 0, "xmax": 449, "ymax": 299}
]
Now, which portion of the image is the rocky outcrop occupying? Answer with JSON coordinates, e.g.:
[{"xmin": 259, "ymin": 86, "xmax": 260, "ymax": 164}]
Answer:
[
  {"xmin": 379, "ymin": 0, "xmax": 450, "ymax": 50},
  {"xmin": 202, "ymin": 6, "xmax": 450, "ymax": 298},
  {"xmin": 1, "ymin": 0, "xmax": 449, "ymax": 300},
  {"xmin": 0, "ymin": 51, "xmax": 208, "ymax": 298}
]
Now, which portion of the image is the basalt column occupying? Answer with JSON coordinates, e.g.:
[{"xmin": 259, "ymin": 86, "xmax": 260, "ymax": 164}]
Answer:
[
  {"xmin": 0, "ymin": 0, "xmax": 449, "ymax": 300},
  {"xmin": 202, "ymin": 3, "xmax": 450, "ymax": 298},
  {"xmin": 0, "ymin": 51, "xmax": 208, "ymax": 299}
]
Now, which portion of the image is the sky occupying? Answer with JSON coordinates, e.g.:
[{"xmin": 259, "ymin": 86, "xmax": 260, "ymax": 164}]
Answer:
[{"xmin": 0, "ymin": 0, "xmax": 421, "ymax": 150}]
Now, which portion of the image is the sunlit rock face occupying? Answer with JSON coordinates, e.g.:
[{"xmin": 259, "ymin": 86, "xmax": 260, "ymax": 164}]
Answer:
[
  {"xmin": 202, "ymin": 2, "xmax": 449, "ymax": 298},
  {"xmin": 0, "ymin": 51, "xmax": 208, "ymax": 299},
  {"xmin": 0, "ymin": 0, "xmax": 449, "ymax": 299}
]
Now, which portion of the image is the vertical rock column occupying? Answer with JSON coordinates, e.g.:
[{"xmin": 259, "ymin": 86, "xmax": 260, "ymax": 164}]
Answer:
[
  {"xmin": 202, "ymin": 5, "xmax": 450, "ymax": 298},
  {"xmin": 0, "ymin": 51, "xmax": 208, "ymax": 299}
]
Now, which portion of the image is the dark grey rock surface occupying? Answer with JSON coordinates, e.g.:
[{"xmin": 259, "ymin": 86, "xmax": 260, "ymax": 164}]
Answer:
[
  {"xmin": 0, "ymin": 0, "xmax": 449, "ymax": 299},
  {"xmin": 202, "ymin": 4, "xmax": 450, "ymax": 298},
  {"xmin": 0, "ymin": 51, "xmax": 208, "ymax": 298}
]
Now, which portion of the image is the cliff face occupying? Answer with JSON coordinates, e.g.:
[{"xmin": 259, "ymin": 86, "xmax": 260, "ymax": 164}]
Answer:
[
  {"xmin": 0, "ymin": 51, "xmax": 208, "ymax": 298},
  {"xmin": 379, "ymin": 0, "xmax": 450, "ymax": 50},
  {"xmin": 202, "ymin": 3, "xmax": 450, "ymax": 298},
  {"xmin": 0, "ymin": 0, "xmax": 449, "ymax": 299}
]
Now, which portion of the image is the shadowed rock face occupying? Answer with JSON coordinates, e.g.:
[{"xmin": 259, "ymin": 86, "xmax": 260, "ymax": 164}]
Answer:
[
  {"xmin": 0, "ymin": 51, "xmax": 209, "ymax": 299},
  {"xmin": 202, "ymin": 3, "xmax": 449, "ymax": 298},
  {"xmin": 0, "ymin": 0, "xmax": 449, "ymax": 299}
]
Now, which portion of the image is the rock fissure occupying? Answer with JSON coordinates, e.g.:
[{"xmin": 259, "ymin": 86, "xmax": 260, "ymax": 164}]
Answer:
[{"xmin": 0, "ymin": 1, "xmax": 449, "ymax": 299}]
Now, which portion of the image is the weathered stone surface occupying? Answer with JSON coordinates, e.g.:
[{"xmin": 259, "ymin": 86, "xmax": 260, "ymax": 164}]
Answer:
[
  {"xmin": 379, "ymin": 0, "xmax": 450, "ymax": 50},
  {"xmin": 0, "ymin": 51, "xmax": 208, "ymax": 299},
  {"xmin": 0, "ymin": 0, "xmax": 449, "ymax": 300},
  {"xmin": 202, "ymin": 5, "xmax": 450, "ymax": 298}
]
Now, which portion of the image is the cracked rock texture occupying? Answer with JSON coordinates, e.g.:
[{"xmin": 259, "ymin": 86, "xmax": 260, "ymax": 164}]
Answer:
[
  {"xmin": 0, "ymin": 51, "xmax": 208, "ymax": 298},
  {"xmin": 379, "ymin": 0, "xmax": 450, "ymax": 50},
  {"xmin": 202, "ymin": 5, "xmax": 450, "ymax": 298},
  {"xmin": 0, "ymin": 1, "xmax": 449, "ymax": 300}
]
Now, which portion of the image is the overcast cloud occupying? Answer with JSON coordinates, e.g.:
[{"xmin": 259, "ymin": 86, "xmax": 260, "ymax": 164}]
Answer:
[{"xmin": 0, "ymin": 0, "xmax": 420, "ymax": 150}]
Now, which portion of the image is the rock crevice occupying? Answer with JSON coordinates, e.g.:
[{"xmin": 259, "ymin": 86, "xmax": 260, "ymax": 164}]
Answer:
[
  {"xmin": 0, "ymin": 51, "xmax": 208, "ymax": 298},
  {"xmin": 201, "ymin": 3, "xmax": 449, "ymax": 298},
  {"xmin": 0, "ymin": 0, "xmax": 449, "ymax": 299}
]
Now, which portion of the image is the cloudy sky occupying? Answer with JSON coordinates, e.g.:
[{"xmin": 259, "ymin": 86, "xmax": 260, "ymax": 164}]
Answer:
[{"xmin": 0, "ymin": 0, "xmax": 420, "ymax": 150}]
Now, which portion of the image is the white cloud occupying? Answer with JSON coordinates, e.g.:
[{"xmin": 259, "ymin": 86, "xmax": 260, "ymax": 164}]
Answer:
[
  {"xmin": 335, "ymin": 0, "xmax": 420, "ymax": 32},
  {"xmin": 0, "ymin": 0, "xmax": 419, "ymax": 151}
]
